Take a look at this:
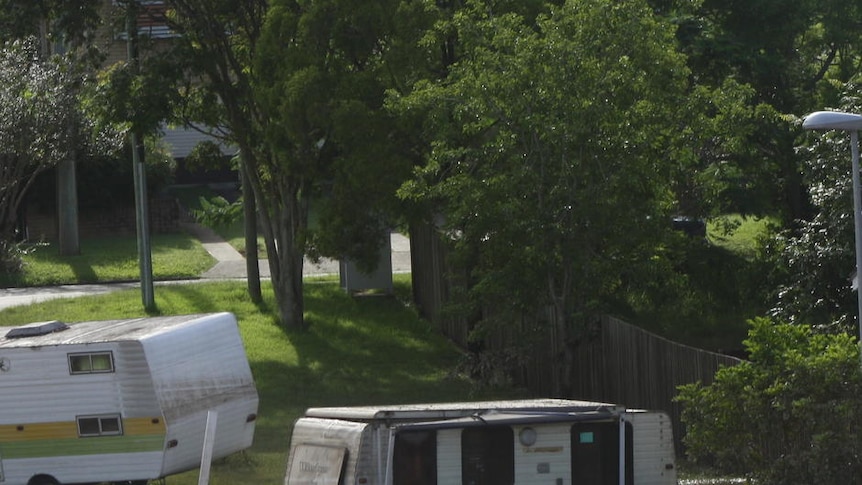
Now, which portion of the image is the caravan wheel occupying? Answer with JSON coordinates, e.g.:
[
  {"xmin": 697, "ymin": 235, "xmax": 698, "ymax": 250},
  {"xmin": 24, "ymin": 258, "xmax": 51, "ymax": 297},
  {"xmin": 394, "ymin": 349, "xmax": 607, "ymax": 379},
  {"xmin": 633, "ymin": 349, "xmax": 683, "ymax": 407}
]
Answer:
[{"xmin": 27, "ymin": 476, "xmax": 60, "ymax": 485}]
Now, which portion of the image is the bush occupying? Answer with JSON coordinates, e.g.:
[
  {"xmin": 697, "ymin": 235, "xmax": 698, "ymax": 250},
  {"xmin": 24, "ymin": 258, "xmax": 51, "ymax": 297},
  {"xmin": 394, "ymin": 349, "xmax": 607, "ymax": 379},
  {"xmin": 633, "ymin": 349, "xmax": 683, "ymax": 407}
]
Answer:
[
  {"xmin": 0, "ymin": 240, "xmax": 26, "ymax": 274},
  {"xmin": 677, "ymin": 317, "xmax": 862, "ymax": 484}
]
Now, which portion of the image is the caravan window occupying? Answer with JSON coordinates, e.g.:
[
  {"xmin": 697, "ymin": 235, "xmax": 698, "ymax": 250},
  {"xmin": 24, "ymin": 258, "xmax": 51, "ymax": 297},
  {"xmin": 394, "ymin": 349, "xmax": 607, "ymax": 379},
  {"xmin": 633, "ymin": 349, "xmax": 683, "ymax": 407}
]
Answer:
[
  {"xmin": 461, "ymin": 426, "xmax": 515, "ymax": 485},
  {"xmin": 77, "ymin": 414, "xmax": 123, "ymax": 437},
  {"xmin": 394, "ymin": 430, "xmax": 437, "ymax": 485},
  {"xmin": 68, "ymin": 351, "xmax": 114, "ymax": 374}
]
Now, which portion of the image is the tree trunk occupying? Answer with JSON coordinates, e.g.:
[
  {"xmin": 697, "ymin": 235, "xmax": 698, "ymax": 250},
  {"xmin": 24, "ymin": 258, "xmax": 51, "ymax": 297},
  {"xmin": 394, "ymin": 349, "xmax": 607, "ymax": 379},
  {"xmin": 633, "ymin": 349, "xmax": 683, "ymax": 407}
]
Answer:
[
  {"xmin": 239, "ymin": 155, "xmax": 261, "ymax": 303},
  {"xmin": 243, "ymin": 149, "xmax": 309, "ymax": 331},
  {"xmin": 549, "ymin": 270, "xmax": 577, "ymax": 398},
  {"xmin": 263, "ymin": 201, "xmax": 307, "ymax": 330},
  {"xmin": 56, "ymin": 150, "xmax": 79, "ymax": 256}
]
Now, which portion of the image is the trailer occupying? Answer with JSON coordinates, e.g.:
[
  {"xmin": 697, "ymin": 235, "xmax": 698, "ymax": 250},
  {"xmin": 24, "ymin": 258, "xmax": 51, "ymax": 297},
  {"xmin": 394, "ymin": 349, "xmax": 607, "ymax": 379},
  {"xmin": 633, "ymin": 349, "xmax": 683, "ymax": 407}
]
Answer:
[
  {"xmin": 0, "ymin": 312, "xmax": 259, "ymax": 485},
  {"xmin": 284, "ymin": 399, "xmax": 676, "ymax": 485}
]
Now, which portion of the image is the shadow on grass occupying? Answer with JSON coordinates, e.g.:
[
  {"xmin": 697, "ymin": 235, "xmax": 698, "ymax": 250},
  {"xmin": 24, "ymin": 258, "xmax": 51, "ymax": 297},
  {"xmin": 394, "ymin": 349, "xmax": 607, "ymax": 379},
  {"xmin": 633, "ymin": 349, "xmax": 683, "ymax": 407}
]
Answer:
[{"xmin": 246, "ymin": 281, "xmax": 497, "ymax": 454}]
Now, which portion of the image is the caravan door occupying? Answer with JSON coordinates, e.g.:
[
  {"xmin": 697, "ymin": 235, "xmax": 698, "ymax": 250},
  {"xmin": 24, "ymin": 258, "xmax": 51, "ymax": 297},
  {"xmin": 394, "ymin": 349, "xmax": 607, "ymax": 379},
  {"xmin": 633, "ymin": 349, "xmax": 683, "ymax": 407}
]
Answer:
[{"xmin": 570, "ymin": 420, "xmax": 633, "ymax": 485}]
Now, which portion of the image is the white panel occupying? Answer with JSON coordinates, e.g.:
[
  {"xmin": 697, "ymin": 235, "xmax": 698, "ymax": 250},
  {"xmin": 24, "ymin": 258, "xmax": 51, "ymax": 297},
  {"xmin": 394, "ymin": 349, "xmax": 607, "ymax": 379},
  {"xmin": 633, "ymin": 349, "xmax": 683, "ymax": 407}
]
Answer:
[
  {"xmin": 626, "ymin": 411, "xmax": 677, "ymax": 485},
  {"xmin": 114, "ymin": 341, "xmax": 162, "ymax": 418},
  {"xmin": 3, "ymin": 452, "xmax": 162, "ymax": 485},
  {"xmin": 435, "ymin": 429, "xmax": 461, "ymax": 483},
  {"xmin": 515, "ymin": 424, "xmax": 572, "ymax": 485},
  {"xmin": 161, "ymin": 398, "xmax": 258, "ymax": 476},
  {"xmin": 142, "ymin": 314, "xmax": 257, "ymax": 422},
  {"xmin": 0, "ymin": 343, "xmax": 125, "ymax": 424}
]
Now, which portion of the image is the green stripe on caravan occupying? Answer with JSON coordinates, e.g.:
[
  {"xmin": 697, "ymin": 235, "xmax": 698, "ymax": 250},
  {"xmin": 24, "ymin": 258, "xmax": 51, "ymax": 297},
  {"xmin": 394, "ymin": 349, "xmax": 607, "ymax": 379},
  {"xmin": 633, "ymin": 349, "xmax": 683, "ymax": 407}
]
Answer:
[{"xmin": 0, "ymin": 434, "xmax": 165, "ymax": 459}]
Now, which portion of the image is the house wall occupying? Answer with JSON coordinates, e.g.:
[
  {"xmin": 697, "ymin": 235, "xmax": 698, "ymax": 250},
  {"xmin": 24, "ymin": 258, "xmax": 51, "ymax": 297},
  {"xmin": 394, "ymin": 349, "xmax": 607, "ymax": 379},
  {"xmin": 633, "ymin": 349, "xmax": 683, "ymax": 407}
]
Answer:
[{"xmin": 25, "ymin": 196, "xmax": 181, "ymax": 241}]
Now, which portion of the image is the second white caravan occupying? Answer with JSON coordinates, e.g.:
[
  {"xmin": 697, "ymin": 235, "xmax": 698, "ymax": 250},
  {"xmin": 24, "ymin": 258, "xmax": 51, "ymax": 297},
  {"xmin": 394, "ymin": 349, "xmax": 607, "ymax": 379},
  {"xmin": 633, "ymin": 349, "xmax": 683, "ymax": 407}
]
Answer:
[{"xmin": 284, "ymin": 399, "xmax": 676, "ymax": 485}]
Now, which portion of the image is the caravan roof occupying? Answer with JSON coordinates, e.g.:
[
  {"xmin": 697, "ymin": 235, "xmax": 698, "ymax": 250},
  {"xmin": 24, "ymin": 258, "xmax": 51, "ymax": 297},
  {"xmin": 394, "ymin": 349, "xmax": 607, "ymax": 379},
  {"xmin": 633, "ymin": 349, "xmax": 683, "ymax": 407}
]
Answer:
[
  {"xmin": 303, "ymin": 398, "xmax": 624, "ymax": 422},
  {"xmin": 0, "ymin": 313, "xmax": 233, "ymax": 348}
]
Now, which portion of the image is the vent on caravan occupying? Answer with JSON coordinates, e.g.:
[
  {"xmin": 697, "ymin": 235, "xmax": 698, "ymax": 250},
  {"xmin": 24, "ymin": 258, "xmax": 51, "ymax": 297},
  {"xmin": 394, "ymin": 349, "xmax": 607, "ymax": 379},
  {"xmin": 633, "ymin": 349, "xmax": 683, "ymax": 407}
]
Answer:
[{"xmin": 5, "ymin": 320, "xmax": 70, "ymax": 339}]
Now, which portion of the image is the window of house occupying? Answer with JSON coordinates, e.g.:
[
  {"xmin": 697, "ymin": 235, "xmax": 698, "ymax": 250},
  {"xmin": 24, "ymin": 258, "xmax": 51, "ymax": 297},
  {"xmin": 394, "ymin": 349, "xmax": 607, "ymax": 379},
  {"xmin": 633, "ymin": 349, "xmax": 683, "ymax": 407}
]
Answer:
[
  {"xmin": 68, "ymin": 352, "xmax": 115, "ymax": 374},
  {"xmin": 77, "ymin": 415, "xmax": 123, "ymax": 437},
  {"xmin": 113, "ymin": 1, "xmax": 176, "ymax": 39}
]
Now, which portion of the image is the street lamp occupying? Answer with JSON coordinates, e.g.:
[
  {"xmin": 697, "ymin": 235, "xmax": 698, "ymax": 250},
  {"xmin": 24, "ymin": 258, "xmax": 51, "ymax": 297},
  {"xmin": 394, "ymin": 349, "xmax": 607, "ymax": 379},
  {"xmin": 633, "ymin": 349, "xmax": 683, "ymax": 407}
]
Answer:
[{"xmin": 803, "ymin": 110, "xmax": 862, "ymax": 345}]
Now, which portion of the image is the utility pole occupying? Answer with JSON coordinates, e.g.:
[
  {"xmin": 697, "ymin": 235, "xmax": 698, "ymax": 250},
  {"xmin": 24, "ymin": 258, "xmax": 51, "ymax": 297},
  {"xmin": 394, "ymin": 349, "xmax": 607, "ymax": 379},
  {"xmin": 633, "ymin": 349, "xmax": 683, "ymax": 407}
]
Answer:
[
  {"xmin": 54, "ymin": 40, "xmax": 80, "ymax": 256},
  {"xmin": 126, "ymin": 1, "xmax": 155, "ymax": 310}
]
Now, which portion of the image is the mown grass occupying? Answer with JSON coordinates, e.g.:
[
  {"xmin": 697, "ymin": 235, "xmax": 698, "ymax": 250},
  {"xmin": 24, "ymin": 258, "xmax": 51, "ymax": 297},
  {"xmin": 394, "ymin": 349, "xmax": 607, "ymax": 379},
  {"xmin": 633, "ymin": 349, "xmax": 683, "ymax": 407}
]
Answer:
[
  {"xmin": 0, "ymin": 276, "xmax": 522, "ymax": 484},
  {"xmin": 707, "ymin": 214, "xmax": 775, "ymax": 260},
  {"xmin": 0, "ymin": 233, "xmax": 214, "ymax": 288}
]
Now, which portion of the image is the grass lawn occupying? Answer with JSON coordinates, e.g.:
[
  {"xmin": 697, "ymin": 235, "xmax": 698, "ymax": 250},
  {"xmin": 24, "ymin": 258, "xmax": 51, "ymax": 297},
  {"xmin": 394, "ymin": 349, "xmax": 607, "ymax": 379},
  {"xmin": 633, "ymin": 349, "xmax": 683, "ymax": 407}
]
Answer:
[
  {"xmin": 0, "ymin": 233, "xmax": 215, "ymax": 288},
  {"xmin": 0, "ymin": 276, "xmax": 522, "ymax": 484},
  {"xmin": 707, "ymin": 214, "xmax": 775, "ymax": 260}
]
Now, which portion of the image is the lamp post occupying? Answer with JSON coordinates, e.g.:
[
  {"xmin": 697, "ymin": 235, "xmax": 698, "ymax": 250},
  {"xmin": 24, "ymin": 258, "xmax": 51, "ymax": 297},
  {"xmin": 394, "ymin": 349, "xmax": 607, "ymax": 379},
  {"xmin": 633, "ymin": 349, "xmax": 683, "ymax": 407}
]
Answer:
[{"xmin": 803, "ymin": 110, "xmax": 862, "ymax": 345}]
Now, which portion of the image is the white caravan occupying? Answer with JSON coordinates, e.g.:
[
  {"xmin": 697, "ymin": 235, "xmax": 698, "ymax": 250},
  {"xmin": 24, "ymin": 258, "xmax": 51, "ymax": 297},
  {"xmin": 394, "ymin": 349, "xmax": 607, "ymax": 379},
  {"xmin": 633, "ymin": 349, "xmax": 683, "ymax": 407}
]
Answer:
[
  {"xmin": 284, "ymin": 399, "xmax": 676, "ymax": 485},
  {"xmin": 0, "ymin": 312, "xmax": 259, "ymax": 485}
]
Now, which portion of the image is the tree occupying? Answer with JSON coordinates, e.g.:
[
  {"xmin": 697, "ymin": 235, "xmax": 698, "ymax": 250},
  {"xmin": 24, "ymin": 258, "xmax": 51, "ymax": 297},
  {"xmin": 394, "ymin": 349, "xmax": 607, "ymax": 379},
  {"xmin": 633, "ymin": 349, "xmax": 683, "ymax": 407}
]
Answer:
[
  {"xmin": 0, "ymin": 38, "xmax": 75, "ymax": 270},
  {"xmin": 162, "ymin": 0, "xmax": 421, "ymax": 329},
  {"xmin": 650, "ymin": 0, "xmax": 862, "ymax": 222},
  {"xmin": 254, "ymin": 0, "xmax": 422, "ymax": 271},
  {"xmin": 156, "ymin": 0, "xmax": 268, "ymax": 306},
  {"xmin": 393, "ymin": 0, "xmax": 692, "ymax": 393},
  {"xmin": 678, "ymin": 317, "xmax": 862, "ymax": 484},
  {"xmin": 768, "ymin": 87, "xmax": 862, "ymax": 331},
  {"xmin": 0, "ymin": 1, "xmax": 104, "ymax": 257}
]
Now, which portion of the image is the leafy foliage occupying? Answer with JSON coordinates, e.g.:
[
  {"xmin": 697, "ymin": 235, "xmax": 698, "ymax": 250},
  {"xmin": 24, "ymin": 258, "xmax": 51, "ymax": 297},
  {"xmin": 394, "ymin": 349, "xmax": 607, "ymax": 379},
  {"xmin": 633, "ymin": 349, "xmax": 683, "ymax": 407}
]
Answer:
[
  {"xmin": 678, "ymin": 318, "xmax": 862, "ymax": 484},
  {"xmin": 0, "ymin": 38, "xmax": 75, "ymax": 267},
  {"xmin": 159, "ymin": 0, "xmax": 428, "ymax": 327},
  {"xmin": 192, "ymin": 195, "xmax": 243, "ymax": 229},
  {"xmin": 0, "ymin": 0, "xmax": 102, "ymax": 47},
  {"xmin": 255, "ymin": 0, "xmax": 421, "ymax": 272},
  {"xmin": 769, "ymin": 89, "xmax": 862, "ymax": 331},
  {"xmin": 393, "ymin": 0, "xmax": 697, "ymax": 389}
]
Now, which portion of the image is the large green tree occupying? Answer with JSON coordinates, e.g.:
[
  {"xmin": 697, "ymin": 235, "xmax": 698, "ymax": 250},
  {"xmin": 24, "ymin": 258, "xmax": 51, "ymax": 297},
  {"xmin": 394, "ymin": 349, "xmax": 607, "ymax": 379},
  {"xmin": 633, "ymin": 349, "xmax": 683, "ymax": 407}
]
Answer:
[
  {"xmin": 254, "ymin": 0, "xmax": 425, "ymax": 272},
  {"xmin": 163, "ymin": 0, "xmax": 423, "ymax": 329},
  {"xmin": 394, "ymin": 0, "xmax": 692, "ymax": 393},
  {"xmin": 651, "ymin": 0, "xmax": 862, "ymax": 221}
]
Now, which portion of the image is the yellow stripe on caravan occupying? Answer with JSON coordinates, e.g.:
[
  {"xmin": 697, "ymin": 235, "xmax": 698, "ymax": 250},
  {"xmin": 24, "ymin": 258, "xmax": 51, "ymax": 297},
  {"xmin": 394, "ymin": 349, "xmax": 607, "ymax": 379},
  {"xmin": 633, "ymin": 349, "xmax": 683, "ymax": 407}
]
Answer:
[
  {"xmin": 0, "ymin": 422, "xmax": 77, "ymax": 441},
  {"xmin": 0, "ymin": 417, "xmax": 166, "ymax": 442},
  {"xmin": 124, "ymin": 416, "xmax": 167, "ymax": 435}
]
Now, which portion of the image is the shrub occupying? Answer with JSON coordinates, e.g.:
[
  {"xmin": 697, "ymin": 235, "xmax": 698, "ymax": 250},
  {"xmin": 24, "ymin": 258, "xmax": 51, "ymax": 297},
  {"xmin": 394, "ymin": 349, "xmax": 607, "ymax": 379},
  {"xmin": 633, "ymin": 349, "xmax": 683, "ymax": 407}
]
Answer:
[
  {"xmin": 0, "ymin": 240, "xmax": 26, "ymax": 274},
  {"xmin": 677, "ymin": 317, "xmax": 862, "ymax": 484}
]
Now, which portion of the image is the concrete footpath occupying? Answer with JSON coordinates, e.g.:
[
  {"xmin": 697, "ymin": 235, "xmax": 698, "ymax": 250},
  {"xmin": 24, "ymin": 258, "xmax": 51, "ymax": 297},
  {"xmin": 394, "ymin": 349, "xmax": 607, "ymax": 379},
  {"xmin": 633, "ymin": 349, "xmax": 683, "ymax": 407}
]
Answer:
[{"xmin": 0, "ymin": 224, "xmax": 411, "ymax": 312}]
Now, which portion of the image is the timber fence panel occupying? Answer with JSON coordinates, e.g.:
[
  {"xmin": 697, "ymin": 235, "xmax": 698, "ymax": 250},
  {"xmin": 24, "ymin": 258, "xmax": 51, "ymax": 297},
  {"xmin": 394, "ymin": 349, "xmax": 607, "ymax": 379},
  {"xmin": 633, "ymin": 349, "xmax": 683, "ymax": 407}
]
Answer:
[{"xmin": 408, "ymin": 222, "xmax": 741, "ymax": 452}]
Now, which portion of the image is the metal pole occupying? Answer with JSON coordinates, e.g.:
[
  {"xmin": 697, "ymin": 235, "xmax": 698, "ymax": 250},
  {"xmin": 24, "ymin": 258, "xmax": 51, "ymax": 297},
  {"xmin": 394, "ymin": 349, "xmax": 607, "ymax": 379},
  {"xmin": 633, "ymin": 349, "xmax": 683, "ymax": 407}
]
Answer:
[
  {"xmin": 127, "ymin": 1, "xmax": 155, "ymax": 310},
  {"xmin": 619, "ymin": 416, "xmax": 626, "ymax": 485},
  {"xmin": 132, "ymin": 135, "xmax": 155, "ymax": 310},
  {"xmin": 198, "ymin": 410, "xmax": 219, "ymax": 485},
  {"xmin": 850, "ymin": 130, "xmax": 862, "ymax": 348}
]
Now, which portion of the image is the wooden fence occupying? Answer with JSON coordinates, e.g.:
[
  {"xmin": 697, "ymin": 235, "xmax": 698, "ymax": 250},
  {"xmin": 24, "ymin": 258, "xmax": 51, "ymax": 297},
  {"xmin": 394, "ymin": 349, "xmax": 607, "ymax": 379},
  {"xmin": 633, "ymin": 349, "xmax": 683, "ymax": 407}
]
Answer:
[{"xmin": 409, "ymin": 222, "xmax": 742, "ymax": 452}]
